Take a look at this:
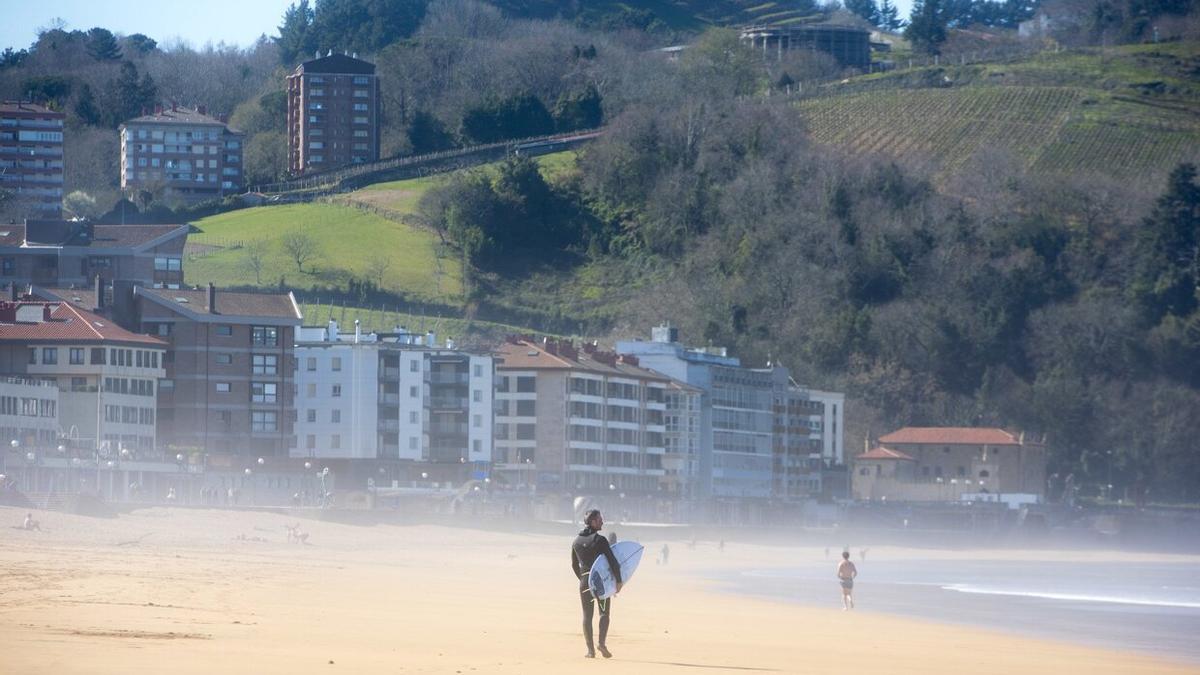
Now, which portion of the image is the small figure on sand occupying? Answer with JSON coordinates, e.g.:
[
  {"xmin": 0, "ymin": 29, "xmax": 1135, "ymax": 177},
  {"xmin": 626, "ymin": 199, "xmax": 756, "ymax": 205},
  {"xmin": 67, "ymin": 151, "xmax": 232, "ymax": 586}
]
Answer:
[
  {"xmin": 661, "ymin": 543, "xmax": 670, "ymax": 565},
  {"xmin": 571, "ymin": 509, "xmax": 622, "ymax": 659},
  {"xmin": 22, "ymin": 513, "xmax": 41, "ymax": 531},
  {"xmin": 860, "ymin": 548, "xmax": 868, "ymax": 562},
  {"xmin": 718, "ymin": 539, "xmax": 725, "ymax": 553},
  {"xmin": 837, "ymin": 551, "xmax": 857, "ymax": 610},
  {"xmin": 166, "ymin": 487, "xmax": 176, "ymax": 502},
  {"xmin": 825, "ymin": 547, "xmax": 830, "ymax": 560},
  {"xmin": 285, "ymin": 523, "xmax": 309, "ymax": 545}
]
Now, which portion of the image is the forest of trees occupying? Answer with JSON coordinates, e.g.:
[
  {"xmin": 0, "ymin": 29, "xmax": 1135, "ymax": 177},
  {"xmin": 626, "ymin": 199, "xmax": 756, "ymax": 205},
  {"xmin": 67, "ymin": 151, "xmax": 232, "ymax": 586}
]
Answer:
[{"xmin": 1, "ymin": 0, "xmax": 1198, "ymax": 499}]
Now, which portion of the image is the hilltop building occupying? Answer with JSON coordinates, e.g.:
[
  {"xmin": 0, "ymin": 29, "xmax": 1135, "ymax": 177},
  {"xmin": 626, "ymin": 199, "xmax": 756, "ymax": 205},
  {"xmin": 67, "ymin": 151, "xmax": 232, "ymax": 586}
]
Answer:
[
  {"xmin": 292, "ymin": 321, "xmax": 494, "ymax": 486},
  {"xmin": 287, "ymin": 52, "xmax": 381, "ymax": 176},
  {"xmin": 739, "ymin": 24, "xmax": 872, "ymax": 69},
  {"xmin": 852, "ymin": 427, "xmax": 1047, "ymax": 503},
  {"xmin": 0, "ymin": 102, "xmax": 64, "ymax": 217},
  {"xmin": 120, "ymin": 105, "xmax": 244, "ymax": 204},
  {"xmin": 3, "ymin": 220, "xmax": 188, "ymax": 289},
  {"xmin": 493, "ymin": 337, "xmax": 670, "ymax": 495}
]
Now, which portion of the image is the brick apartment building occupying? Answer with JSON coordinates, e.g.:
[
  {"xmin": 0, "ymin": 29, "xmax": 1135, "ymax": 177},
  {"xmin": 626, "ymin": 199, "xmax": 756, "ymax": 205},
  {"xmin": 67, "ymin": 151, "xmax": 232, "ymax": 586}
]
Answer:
[
  {"xmin": 131, "ymin": 285, "xmax": 302, "ymax": 457},
  {"xmin": 120, "ymin": 105, "xmax": 244, "ymax": 204},
  {"xmin": 0, "ymin": 102, "xmax": 65, "ymax": 217},
  {"xmin": 4, "ymin": 219, "xmax": 187, "ymax": 289},
  {"xmin": 287, "ymin": 52, "xmax": 381, "ymax": 175}
]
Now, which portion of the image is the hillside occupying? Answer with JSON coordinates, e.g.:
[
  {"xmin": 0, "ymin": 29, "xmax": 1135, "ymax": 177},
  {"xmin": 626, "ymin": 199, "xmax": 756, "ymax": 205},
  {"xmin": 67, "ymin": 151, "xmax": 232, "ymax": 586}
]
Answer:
[
  {"xmin": 796, "ymin": 42, "xmax": 1200, "ymax": 181},
  {"xmin": 490, "ymin": 0, "xmax": 822, "ymax": 30},
  {"xmin": 185, "ymin": 151, "xmax": 578, "ymax": 316}
]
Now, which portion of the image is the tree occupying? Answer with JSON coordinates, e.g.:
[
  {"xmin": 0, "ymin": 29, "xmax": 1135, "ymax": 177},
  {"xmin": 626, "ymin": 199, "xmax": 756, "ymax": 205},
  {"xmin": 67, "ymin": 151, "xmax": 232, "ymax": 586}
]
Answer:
[
  {"xmin": 407, "ymin": 110, "xmax": 455, "ymax": 154},
  {"xmin": 63, "ymin": 191, "xmax": 101, "ymax": 219},
  {"xmin": 1132, "ymin": 163, "xmax": 1200, "ymax": 323},
  {"xmin": 552, "ymin": 86, "xmax": 603, "ymax": 132},
  {"xmin": 123, "ymin": 33, "xmax": 158, "ymax": 55},
  {"xmin": 105, "ymin": 62, "xmax": 157, "ymax": 127},
  {"xmin": 309, "ymin": 0, "xmax": 428, "ymax": 56},
  {"xmin": 680, "ymin": 28, "xmax": 762, "ymax": 99},
  {"xmin": 276, "ymin": 0, "xmax": 315, "ymax": 65},
  {"xmin": 73, "ymin": 83, "xmax": 101, "ymax": 126},
  {"xmin": 281, "ymin": 229, "xmax": 319, "ymax": 273},
  {"xmin": 460, "ymin": 93, "xmax": 554, "ymax": 145},
  {"xmin": 245, "ymin": 239, "xmax": 269, "ymax": 285},
  {"xmin": 366, "ymin": 254, "xmax": 391, "ymax": 288},
  {"xmin": 85, "ymin": 27, "xmax": 122, "ymax": 61},
  {"xmin": 906, "ymin": 0, "xmax": 949, "ymax": 55},
  {"xmin": 243, "ymin": 130, "xmax": 289, "ymax": 187},
  {"xmin": 846, "ymin": 0, "xmax": 882, "ymax": 25},
  {"xmin": 879, "ymin": 0, "xmax": 905, "ymax": 30}
]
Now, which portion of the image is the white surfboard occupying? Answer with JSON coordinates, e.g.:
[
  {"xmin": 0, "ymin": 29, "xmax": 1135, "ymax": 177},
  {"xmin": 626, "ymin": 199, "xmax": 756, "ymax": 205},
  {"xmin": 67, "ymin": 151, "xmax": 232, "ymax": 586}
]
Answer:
[{"xmin": 588, "ymin": 541, "xmax": 644, "ymax": 600}]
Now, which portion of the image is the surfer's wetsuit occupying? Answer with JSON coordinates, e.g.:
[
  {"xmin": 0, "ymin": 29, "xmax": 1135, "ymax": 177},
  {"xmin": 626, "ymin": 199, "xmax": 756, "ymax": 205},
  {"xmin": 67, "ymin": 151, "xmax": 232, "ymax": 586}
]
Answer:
[{"xmin": 571, "ymin": 527, "xmax": 622, "ymax": 655}]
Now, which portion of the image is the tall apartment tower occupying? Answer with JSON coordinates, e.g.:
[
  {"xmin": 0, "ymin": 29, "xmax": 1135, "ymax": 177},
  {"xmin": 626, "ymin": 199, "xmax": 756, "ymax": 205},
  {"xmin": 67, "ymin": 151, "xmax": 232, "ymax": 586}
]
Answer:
[
  {"xmin": 0, "ymin": 102, "xmax": 65, "ymax": 217},
  {"xmin": 119, "ymin": 106, "xmax": 244, "ymax": 204},
  {"xmin": 287, "ymin": 52, "xmax": 381, "ymax": 176}
]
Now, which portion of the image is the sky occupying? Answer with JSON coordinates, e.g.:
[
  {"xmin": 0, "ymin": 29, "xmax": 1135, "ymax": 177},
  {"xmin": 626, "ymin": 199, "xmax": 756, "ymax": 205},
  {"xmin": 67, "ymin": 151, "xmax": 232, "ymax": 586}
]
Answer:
[
  {"xmin": 1, "ymin": 1, "xmax": 919, "ymax": 52},
  {"xmin": 0, "ymin": 0, "xmax": 295, "ymax": 51}
]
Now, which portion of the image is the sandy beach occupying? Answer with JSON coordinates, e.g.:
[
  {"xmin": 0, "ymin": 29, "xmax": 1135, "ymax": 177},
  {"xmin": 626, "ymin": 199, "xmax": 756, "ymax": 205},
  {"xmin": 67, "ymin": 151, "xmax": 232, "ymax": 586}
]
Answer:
[{"xmin": 1, "ymin": 505, "xmax": 1196, "ymax": 675}]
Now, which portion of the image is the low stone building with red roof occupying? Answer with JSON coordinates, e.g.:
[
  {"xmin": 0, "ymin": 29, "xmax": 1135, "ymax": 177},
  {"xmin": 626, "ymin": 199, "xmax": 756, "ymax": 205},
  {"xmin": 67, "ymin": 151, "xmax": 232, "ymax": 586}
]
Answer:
[{"xmin": 853, "ymin": 427, "xmax": 1046, "ymax": 502}]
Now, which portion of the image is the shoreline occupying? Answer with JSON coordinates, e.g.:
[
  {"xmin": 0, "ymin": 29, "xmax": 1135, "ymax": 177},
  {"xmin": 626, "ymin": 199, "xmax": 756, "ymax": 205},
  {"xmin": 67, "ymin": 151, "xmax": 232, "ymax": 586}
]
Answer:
[{"xmin": 2, "ymin": 506, "xmax": 1197, "ymax": 674}]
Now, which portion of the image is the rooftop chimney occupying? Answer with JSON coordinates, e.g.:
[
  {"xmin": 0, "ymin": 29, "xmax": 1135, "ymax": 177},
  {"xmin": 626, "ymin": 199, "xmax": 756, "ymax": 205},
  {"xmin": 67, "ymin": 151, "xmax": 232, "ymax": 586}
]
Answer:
[
  {"xmin": 328, "ymin": 319, "xmax": 339, "ymax": 342},
  {"xmin": 94, "ymin": 275, "xmax": 104, "ymax": 311},
  {"xmin": 355, "ymin": 319, "xmax": 361, "ymax": 344},
  {"xmin": 206, "ymin": 282, "xmax": 217, "ymax": 314},
  {"xmin": 8, "ymin": 283, "xmax": 16, "ymax": 302},
  {"xmin": 197, "ymin": 105, "xmax": 207, "ymax": 116}
]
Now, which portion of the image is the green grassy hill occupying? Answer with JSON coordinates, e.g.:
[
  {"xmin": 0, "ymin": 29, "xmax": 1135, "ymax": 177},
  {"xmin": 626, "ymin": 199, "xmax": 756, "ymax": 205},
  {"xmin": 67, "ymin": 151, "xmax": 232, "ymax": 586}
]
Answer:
[
  {"xmin": 796, "ymin": 42, "xmax": 1200, "ymax": 180},
  {"xmin": 186, "ymin": 151, "xmax": 578, "ymax": 312}
]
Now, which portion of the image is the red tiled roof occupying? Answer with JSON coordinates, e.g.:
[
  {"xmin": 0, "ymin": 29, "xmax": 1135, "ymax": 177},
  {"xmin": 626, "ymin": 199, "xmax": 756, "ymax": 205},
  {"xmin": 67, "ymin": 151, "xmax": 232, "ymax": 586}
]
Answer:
[
  {"xmin": 856, "ymin": 446, "xmax": 915, "ymax": 461},
  {"xmin": 495, "ymin": 339, "xmax": 670, "ymax": 382},
  {"xmin": 0, "ymin": 302, "xmax": 165, "ymax": 346},
  {"xmin": 0, "ymin": 101, "xmax": 63, "ymax": 116},
  {"xmin": 879, "ymin": 427, "xmax": 1022, "ymax": 446},
  {"xmin": 1, "ymin": 222, "xmax": 186, "ymax": 249}
]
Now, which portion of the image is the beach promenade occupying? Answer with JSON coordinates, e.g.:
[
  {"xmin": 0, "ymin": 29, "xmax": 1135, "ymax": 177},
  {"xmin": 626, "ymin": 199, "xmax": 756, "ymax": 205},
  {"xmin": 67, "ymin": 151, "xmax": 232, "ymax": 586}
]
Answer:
[{"xmin": 0, "ymin": 506, "xmax": 1195, "ymax": 674}]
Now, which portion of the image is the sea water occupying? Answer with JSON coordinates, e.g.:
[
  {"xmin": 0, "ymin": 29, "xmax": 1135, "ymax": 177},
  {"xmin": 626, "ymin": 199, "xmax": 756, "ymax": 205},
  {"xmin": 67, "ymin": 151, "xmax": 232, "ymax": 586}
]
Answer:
[{"xmin": 721, "ymin": 559, "xmax": 1200, "ymax": 662}]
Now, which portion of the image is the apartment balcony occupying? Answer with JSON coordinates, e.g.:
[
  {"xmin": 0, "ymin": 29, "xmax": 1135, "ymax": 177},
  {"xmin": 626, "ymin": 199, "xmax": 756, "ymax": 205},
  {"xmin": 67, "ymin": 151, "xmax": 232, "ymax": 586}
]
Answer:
[
  {"xmin": 430, "ymin": 397, "xmax": 466, "ymax": 410},
  {"xmin": 378, "ymin": 419, "xmax": 400, "ymax": 433},
  {"xmin": 381, "ymin": 367, "xmax": 400, "ymax": 380},
  {"xmin": 430, "ymin": 423, "xmax": 468, "ymax": 436},
  {"xmin": 380, "ymin": 392, "xmax": 400, "ymax": 405},
  {"xmin": 430, "ymin": 372, "xmax": 468, "ymax": 385}
]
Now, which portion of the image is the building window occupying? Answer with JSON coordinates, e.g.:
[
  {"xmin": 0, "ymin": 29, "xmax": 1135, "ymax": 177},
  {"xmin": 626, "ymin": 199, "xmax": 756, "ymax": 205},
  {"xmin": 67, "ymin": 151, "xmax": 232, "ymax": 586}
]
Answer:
[
  {"xmin": 306, "ymin": 357, "xmax": 316, "ymax": 371},
  {"xmin": 353, "ymin": 103, "xmax": 368, "ymax": 111},
  {"xmin": 473, "ymin": 414, "xmax": 482, "ymax": 428},
  {"xmin": 307, "ymin": 409, "xmax": 316, "ymax": 423},
  {"xmin": 306, "ymin": 383, "xmax": 316, "ymax": 397},
  {"xmin": 159, "ymin": 379, "xmax": 174, "ymax": 391},
  {"xmin": 409, "ymin": 436, "xmax": 418, "ymax": 450},
  {"xmin": 42, "ymin": 348, "xmax": 57, "ymax": 365},
  {"xmin": 28, "ymin": 348, "xmax": 36, "ymax": 364},
  {"xmin": 516, "ymin": 400, "xmax": 536, "ymax": 416},
  {"xmin": 516, "ymin": 424, "xmax": 535, "ymax": 440},
  {"xmin": 410, "ymin": 360, "xmax": 419, "ymax": 372},
  {"xmin": 306, "ymin": 434, "xmax": 316, "ymax": 449},
  {"xmin": 353, "ymin": 76, "xmax": 370, "ymax": 84},
  {"xmin": 473, "ymin": 389, "xmax": 482, "ymax": 403},
  {"xmin": 251, "ymin": 411, "xmax": 278, "ymax": 432},
  {"xmin": 252, "ymin": 354, "xmax": 278, "ymax": 375},
  {"xmin": 409, "ymin": 411, "xmax": 419, "ymax": 424},
  {"xmin": 251, "ymin": 382, "xmax": 277, "ymax": 403},
  {"xmin": 332, "ymin": 384, "xmax": 341, "ymax": 397},
  {"xmin": 251, "ymin": 326, "xmax": 278, "ymax": 346},
  {"xmin": 473, "ymin": 439, "xmax": 482, "ymax": 454},
  {"xmin": 154, "ymin": 257, "xmax": 182, "ymax": 271},
  {"xmin": 473, "ymin": 364, "xmax": 482, "ymax": 378},
  {"xmin": 216, "ymin": 353, "xmax": 233, "ymax": 365},
  {"xmin": 216, "ymin": 325, "xmax": 233, "ymax": 337},
  {"xmin": 69, "ymin": 348, "xmax": 84, "ymax": 365},
  {"xmin": 216, "ymin": 382, "xmax": 231, "ymax": 393},
  {"xmin": 409, "ymin": 385, "xmax": 418, "ymax": 398},
  {"xmin": 0, "ymin": 258, "xmax": 12, "ymax": 276},
  {"xmin": 330, "ymin": 434, "xmax": 341, "ymax": 449},
  {"xmin": 331, "ymin": 409, "xmax": 341, "ymax": 423},
  {"xmin": 332, "ymin": 357, "xmax": 342, "ymax": 372},
  {"xmin": 516, "ymin": 376, "xmax": 536, "ymax": 393}
]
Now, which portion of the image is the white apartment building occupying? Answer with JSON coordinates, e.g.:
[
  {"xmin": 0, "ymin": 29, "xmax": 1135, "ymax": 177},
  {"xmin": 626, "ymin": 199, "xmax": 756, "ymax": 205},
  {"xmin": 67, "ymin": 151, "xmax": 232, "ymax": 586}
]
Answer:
[{"xmin": 293, "ymin": 322, "xmax": 493, "ymax": 475}]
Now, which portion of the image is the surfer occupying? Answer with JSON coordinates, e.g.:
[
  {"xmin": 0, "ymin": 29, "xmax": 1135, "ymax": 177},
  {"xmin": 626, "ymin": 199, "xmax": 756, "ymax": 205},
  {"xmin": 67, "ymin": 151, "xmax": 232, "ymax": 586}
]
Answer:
[
  {"xmin": 571, "ymin": 509, "xmax": 622, "ymax": 659},
  {"xmin": 837, "ymin": 551, "xmax": 857, "ymax": 610}
]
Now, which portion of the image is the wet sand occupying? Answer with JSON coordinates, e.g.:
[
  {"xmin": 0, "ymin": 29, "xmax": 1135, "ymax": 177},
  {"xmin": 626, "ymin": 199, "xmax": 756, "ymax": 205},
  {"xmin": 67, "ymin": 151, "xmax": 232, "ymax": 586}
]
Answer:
[{"xmin": 1, "ymin": 506, "xmax": 1196, "ymax": 674}]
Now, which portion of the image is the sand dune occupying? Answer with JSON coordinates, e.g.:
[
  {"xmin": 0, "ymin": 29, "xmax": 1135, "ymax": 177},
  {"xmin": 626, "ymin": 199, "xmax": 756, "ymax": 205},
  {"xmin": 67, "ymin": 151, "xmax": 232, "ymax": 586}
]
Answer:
[{"xmin": 0, "ymin": 506, "xmax": 1195, "ymax": 674}]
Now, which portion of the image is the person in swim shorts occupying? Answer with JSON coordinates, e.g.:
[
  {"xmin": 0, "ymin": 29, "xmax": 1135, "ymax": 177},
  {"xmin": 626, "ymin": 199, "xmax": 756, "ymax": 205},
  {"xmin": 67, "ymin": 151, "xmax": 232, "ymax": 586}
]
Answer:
[{"xmin": 837, "ymin": 550, "xmax": 857, "ymax": 610}]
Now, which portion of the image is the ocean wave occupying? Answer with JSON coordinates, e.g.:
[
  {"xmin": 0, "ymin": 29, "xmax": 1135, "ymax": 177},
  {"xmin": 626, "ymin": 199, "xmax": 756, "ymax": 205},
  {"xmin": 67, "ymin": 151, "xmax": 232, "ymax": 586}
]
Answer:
[{"xmin": 941, "ymin": 584, "xmax": 1200, "ymax": 609}]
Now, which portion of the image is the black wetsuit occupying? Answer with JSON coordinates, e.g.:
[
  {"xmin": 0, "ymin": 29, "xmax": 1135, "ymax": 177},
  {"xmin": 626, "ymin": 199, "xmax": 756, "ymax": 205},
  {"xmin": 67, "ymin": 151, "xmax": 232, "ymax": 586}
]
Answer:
[{"xmin": 571, "ymin": 527, "xmax": 622, "ymax": 654}]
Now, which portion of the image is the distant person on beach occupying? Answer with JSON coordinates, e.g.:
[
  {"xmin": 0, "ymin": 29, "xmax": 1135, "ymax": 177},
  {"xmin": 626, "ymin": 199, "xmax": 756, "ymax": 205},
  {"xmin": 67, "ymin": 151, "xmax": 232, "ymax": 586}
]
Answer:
[
  {"xmin": 825, "ymin": 547, "xmax": 830, "ymax": 560},
  {"xmin": 22, "ymin": 513, "xmax": 41, "ymax": 531},
  {"xmin": 860, "ymin": 548, "xmax": 868, "ymax": 562},
  {"xmin": 838, "ymin": 551, "xmax": 857, "ymax": 610},
  {"xmin": 571, "ymin": 509, "xmax": 622, "ymax": 659},
  {"xmin": 661, "ymin": 544, "xmax": 670, "ymax": 565}
]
